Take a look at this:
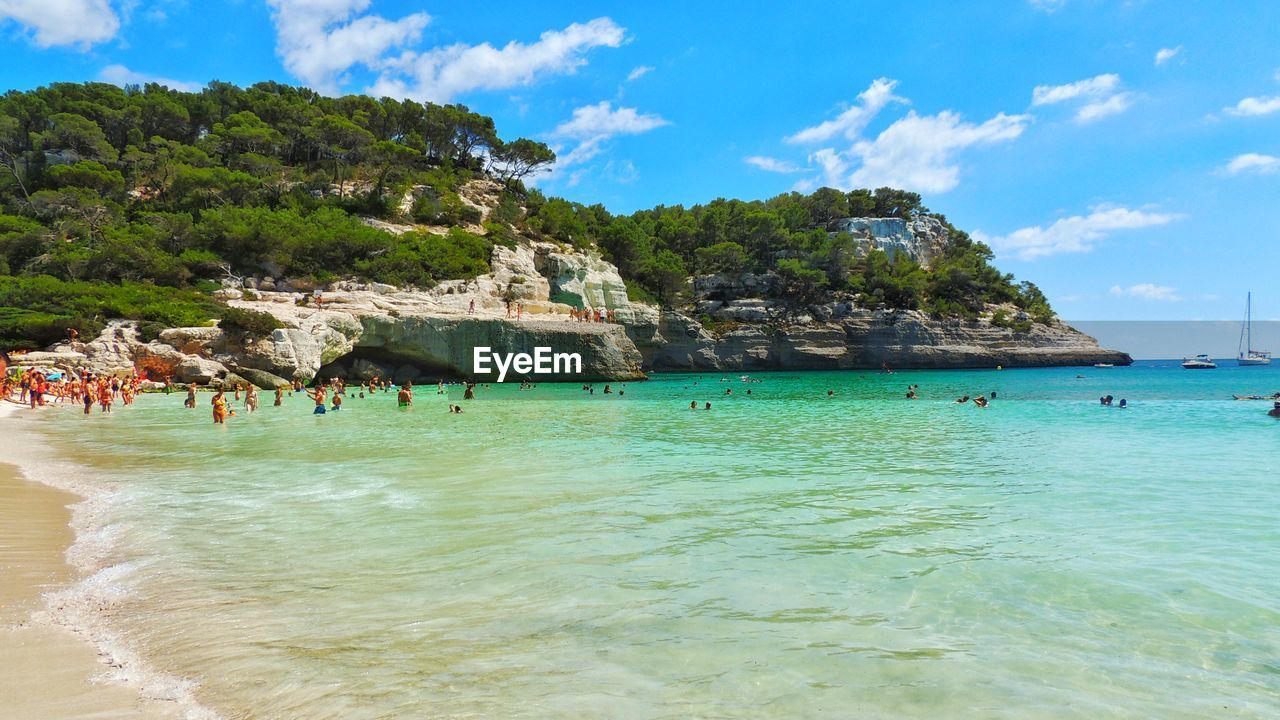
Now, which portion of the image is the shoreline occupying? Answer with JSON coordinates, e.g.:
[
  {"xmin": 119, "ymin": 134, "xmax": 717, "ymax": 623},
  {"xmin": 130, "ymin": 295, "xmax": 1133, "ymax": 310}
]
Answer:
[{"xmin": 0, "ymin": 403, "xmax": 210, "ymax": 720}]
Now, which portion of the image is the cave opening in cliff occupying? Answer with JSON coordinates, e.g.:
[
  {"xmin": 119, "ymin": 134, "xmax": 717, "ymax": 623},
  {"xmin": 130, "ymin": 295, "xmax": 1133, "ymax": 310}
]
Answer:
[{"xmin": 316, "ymin": 348, "xmax": 459, "ymax": 385}]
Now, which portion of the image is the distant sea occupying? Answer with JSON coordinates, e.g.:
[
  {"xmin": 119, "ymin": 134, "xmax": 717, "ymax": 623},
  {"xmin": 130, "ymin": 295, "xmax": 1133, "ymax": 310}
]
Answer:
[{"xmin": 25, "ymin": 362, "xmax": 1280, "ymax": 719}]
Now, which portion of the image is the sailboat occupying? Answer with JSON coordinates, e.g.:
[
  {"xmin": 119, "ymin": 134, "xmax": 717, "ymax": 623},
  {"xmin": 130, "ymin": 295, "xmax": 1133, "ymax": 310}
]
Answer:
[{"xmin": 1237, "ymin": 292, "xmax": 1271, "ymax": 366}]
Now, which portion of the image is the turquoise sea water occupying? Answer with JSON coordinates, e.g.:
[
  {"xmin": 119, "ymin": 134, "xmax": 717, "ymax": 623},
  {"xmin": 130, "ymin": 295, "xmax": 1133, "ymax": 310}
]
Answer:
[{"xmin": 29, "ymin": 362, "xmax": 1280, "ymax": 719}]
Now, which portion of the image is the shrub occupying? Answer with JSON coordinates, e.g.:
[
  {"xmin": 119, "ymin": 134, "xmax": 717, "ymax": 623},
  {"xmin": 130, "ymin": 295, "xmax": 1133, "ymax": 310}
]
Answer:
[{"xmin": 217, "ymin": 307, "xmax": 284, "ymax": 338}]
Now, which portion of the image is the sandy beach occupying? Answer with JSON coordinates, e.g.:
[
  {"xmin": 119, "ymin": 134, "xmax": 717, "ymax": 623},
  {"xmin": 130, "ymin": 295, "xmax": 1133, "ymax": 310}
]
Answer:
[{"xmin": 0, "ymin": 403, "xmax": 178, "ymax": 720}]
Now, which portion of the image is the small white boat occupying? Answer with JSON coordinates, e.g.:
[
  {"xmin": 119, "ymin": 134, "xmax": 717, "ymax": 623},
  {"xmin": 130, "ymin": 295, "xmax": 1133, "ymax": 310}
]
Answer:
[
  {"xmin": 1093, "ymin": 363, "xmax": 1114, "ymax": 368},
  {"xmin": 1181, "ymin": 354, "xmax": 1217, "ymax": 369},
  {"xmin": 1237, "ymin": 292, "xmax": 1271, "ymax": 366}
]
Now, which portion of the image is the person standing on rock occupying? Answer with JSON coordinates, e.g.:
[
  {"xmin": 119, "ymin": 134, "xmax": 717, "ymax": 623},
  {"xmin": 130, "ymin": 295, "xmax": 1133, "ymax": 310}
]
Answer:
[
  {"xmin": 468, "ymin": 299, "xmax": 476, "ymax": 315},
  {"xmin": 517, "ymin": 303, "xmax": 524, "ymax": 321}
]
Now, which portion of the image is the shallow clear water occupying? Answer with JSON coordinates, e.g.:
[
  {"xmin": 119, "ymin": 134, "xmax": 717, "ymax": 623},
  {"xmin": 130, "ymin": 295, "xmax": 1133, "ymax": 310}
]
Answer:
[{"xmin": 33, "ymin": 363, "xmax": 1280, "ymax": 719}]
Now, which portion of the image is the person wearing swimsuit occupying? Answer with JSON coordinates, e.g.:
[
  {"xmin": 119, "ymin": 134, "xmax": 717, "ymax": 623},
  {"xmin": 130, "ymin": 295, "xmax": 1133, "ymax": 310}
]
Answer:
[
  {"xmin": 274, "ymin": 386, "xmax": 284, "ymax": 406},
  {"xmin": 306, "ymin": 385, "xmax": 327, "ymax": 414},
  {"xmin": 212, "ymin": 389, "xmax": 228, "ymax": 424}
]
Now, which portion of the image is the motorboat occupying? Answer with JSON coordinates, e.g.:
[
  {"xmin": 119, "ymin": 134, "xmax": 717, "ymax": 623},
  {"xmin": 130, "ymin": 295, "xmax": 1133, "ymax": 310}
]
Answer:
[{"xmin": 1181, "ymin": 354, "xmax": 1217, "ymax": 369}]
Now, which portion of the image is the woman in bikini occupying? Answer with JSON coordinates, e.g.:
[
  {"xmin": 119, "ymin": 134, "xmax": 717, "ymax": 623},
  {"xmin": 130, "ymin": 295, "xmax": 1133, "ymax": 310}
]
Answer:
[
  {"xmin": 211, "ymin": 388, "xmax": 229, "ymax": 424},
  {"xmin": 245, "ymin": 384, "xmax": 259, "ymax": 412}
]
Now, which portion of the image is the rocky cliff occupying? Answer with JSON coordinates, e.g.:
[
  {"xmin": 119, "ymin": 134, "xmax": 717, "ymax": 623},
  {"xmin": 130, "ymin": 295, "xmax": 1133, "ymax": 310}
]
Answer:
[
  {"xmin": 9, "ymin": 200, "xmax": 1129, "ymax": 385},
  {"xmin": 631, "ymin": 308, "xmax": 1129, "ymax": 371},
  {"xmin": 829, "ymin": 216, "xmax": 951, "ymax": 268}
]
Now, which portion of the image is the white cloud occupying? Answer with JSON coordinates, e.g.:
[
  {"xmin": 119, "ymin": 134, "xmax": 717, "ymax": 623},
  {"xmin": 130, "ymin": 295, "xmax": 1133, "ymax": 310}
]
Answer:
[
  {"xmin": 785, "ymin": 78, "xmax": 905, "ymax": 144},
  {"xmin": 1031, "ymin": 73, "xmax": 1132, "ymax": 124},
  {"xmin": 1076, "ymin": 92, "xmax": 1133, "ymax": 123},
  {"xmin": 370, "ymin": 18, "xmax": 625, "ymax": 102},
  {"xmin": 0, "ymin": 0, "xmax": 119, "ymax": 47},
  {"xmin": 974, "ymin": 205, "xmax": 1182, "ymax": 260},
  {"xmin": 810, "ymin": 147, "xmax": 849, "ymax": 187},
  {"xmin": 1223, "ymin": 153, "xmax": 1280, "ymax": 175},
  {"xmin": 744, "ymin": 155, "xmax": 801, "ymax": 173},
  {"xmin": 844, "ymin": 110, "xmax": 1029, "ymax": 193},
  {"xmin": 769, "ymin": 78, "xmax": 1027, "ymax": 194},
  {"xmin": 1110, "ymin": 284, "xmax": 1182, "ymax": 301},
  {"xmin": 626, "ymin": 65, "xmax": 653, "ymax": 82},
  {"xmin": 1154, "ymin": 46, "xmax": 1182, "ymax": 66},
  {"xmin": 266, "ymin": 0, "xmax": 429, "ymax": 95},
  {"xmin": 1032, "ymin": 74, "xmax": 1120, "ymax": 106},
  {"xmin": 554, "ymin": 101, "xmax": 668, "ymax": 139},
  {"xmin": 99, "ymin": 64, "xmax": 201, "ymax": 92},
  {"xmin": 1223, "ymin": 95, "xmax": 1280, "ymax": 117},
  {"xmin": 547, "ymin": 101, "xmax": 669, "ymax": 179}
]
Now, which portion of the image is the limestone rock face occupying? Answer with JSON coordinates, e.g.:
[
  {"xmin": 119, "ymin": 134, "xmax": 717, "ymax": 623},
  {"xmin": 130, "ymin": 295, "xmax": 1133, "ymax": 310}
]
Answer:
[
  {"xmin": 829, "ymin": 216, "xmax": 950, "ymax": 268},
  {"xmin": 634, "ymin": 308, "xmax": 1130, "ymax": 370},
  {"xmin": 534, "ymin": 245, "xmax": 645, "ymax": 322}
]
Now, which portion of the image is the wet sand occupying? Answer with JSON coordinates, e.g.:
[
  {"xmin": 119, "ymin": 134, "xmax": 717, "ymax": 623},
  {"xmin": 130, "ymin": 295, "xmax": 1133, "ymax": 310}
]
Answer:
[{"xmin": 0, "ymin": 404, "xmax": 177, "ymax": 720}]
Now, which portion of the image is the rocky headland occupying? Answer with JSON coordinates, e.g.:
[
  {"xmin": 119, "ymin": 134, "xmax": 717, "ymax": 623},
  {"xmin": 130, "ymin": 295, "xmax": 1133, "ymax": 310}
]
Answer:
[{"xmin": 9, "ymin": 207, "xmax": 1129, "ymax": 386}]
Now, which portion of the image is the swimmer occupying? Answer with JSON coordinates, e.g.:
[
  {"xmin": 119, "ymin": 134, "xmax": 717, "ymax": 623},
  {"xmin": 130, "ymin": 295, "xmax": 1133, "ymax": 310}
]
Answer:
[
  {"xmin": 690, "ymin": 401, "xmax": 698, "ymax": 410},
  {"xmin": 1269, "ymin": 402, "xmax": 1280, "ymax": 418},
  {"xmin": 331, "ymin": 393, "xmax": 342, "ymax": 412},
  {"xmin": 463, "ymin": 383, "xmax": 476, "ymax": 400},
  {"xmin": 956, "ymin": 396, "xmax": 969, "ymax": 404},
  {"xmin": 185, "ymin": 384, "xmax": 197, "ymax": 408},
  {"xmin": 398, "ymin": 384, "xmax": 413, "ymax": 407},
  {"xmin": 705, "ymin": 402, "xmax": 712, "ymax": 410},
  {"xmin": 305, "ymin": 384, "xmax": 327, "ymax": 414},
  {"xmin": 974, "ymin": 396, "xmax": 988, "ymax": 408},
  {"xmin": 211, "ymin": 389, "xmax": 228, "ymax": 424},
  {"xmin": 827, "ymin": 390, "xmax": 834, "ymax": 397},
  {"xmin": 274, "ymin": 386, "xmax": 284, "ymax": 406}
]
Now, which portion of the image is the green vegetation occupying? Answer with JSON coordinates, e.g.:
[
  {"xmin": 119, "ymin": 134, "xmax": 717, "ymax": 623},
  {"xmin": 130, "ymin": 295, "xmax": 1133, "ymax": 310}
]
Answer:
[
  {"xmin": 0, "ymin": 275, "xmax": 222, "ymax": 351},
  {"xmin": 524, "ymin": 186, "xmax": 1053, "ymax": 319},
  {"xmin": 0, "ymin": 80, "xmax": 1054, "ymax": 351},
  {"xmin": 0, "ymin": 81, "xmax": 553, "ymax": 347}
]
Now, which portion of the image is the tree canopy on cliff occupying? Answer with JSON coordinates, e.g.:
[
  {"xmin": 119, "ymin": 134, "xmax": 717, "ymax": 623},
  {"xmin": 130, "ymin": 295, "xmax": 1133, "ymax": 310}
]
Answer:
[{"xmin": 0, "ymin": 80, "xmax": 1052, "ymax": 350}]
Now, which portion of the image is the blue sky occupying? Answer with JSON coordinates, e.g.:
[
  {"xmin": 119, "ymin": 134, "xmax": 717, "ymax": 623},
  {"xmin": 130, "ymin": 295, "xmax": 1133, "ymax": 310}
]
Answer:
[{"xmin": 2, "ymin": 0, "xmax": 1279, "ymax": 321}]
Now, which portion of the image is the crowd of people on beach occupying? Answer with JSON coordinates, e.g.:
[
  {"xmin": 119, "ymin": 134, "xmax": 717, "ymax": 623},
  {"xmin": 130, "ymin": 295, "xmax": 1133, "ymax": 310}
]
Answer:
[
  {"xmin": 0, "ymin": 367, "xmax": 152, "ymax": 412},
  {"xmin": 7, "ymin": 361, "xmax": 1280, "ymax": 422}
]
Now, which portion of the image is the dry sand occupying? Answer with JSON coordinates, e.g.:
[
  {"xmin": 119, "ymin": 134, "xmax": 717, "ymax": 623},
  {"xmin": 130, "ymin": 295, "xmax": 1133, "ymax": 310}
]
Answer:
[{"xmin": 0, "ymin": 403, "xmax": 179, "ymax": 720}]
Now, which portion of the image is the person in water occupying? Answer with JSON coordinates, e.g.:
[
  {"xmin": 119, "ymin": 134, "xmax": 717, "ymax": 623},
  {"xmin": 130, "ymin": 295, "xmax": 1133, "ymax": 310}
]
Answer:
[
  {"xmin": 463, "ymin": 382, "xmax": 476, "ymax": 400},
  {"xmin": 689, "ymin": 400, "xmax": 698, "ymax": 410},
  {"xmin": 305, "ymin": 384, "xmax": 327, "ymax": 414},
  {"xmin": 331, "ymin": 392, "xmax": 343, "ymax": 411},
  {"xmin": 185, "ymin": 384, "xmax": 197, "ymax": 408},
  {"xmin": 398, "ymin": 384, "xmax": 413, "ymax": 407},
  {"xmin": 211, "ymin": 389, "xmax": 228, "ymax": 424},
  {"xmin": 274, "ymin": 386, "xmax": 284, "ymax": 406},
  {"xmin": 1269, "ymin": 402, "xmax": 1280, "ymax": 418},
  {"xmin": 245, "ymin": 384, "xmax": 259, "ymax": 412},
  {"xmin": 1119, "ymin": 399, "xmax": 1128, "ymax": 408},
  {"xmin": 974, "ymin": 396, "xmax": 989, "ymax": 408}
]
